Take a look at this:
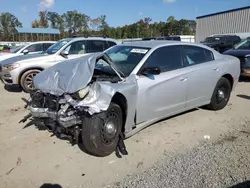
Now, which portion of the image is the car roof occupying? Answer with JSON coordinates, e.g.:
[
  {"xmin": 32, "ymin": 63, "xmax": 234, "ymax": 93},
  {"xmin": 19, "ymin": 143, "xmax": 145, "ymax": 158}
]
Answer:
[
  {"xmin": 209, "ymin": 35, "xmax": 239, "ymax": 38},
  {"xmin": 119, "ymin": 40, "xmax": 191, "ymax": 48},
  {"xmin": 69, "ymin": 37, "xmax": 118, "ymax": 43},
  {"xmin": 29, "ymin": 41, "xmax": 56, "ymax": 44}
]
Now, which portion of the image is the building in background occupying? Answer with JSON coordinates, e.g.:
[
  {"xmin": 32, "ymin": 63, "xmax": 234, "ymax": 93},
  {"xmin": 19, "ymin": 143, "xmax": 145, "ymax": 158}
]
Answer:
[
  {"xmin": 196, "ymin": 6, "xmax": 250, "ymax": 43},
  {"xmin": 14, "ymin": 28, "xmax": 60, "ymax": 42}
]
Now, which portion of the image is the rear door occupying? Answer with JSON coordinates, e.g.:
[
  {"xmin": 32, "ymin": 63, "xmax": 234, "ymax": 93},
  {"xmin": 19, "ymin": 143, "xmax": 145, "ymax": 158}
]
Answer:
[
  {"xmin": 136, "ymin": 45, "xmax": 188, "ymax": 123},
  {"xmin": 182, "ymin": 45, "xmax": 220, "ymax": 108}
]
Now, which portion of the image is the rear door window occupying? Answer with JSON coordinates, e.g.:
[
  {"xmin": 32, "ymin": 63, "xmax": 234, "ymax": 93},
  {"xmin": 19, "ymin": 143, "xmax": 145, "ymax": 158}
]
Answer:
[
  {"xmin": 43, "ymin": 43, "xmax": 54, "ymax": 51},
  {"xmin": 87, "ymin": 40, "xmax": 107, "ymax": 53},
  {"xmin": 107, "ymin": 41, "xmax": 117, "ymax": 48},
  {"xmin": 183, "ymin": 45, "xmax": 214, "ymax": 66},
  {"xmin": 64, "ymin": 40, "xmax": 87, "ymax": 55}
]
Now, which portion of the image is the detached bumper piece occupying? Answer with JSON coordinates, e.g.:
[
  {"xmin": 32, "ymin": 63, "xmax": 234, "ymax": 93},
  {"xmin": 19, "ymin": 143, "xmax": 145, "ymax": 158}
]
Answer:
[{"xmin": 116, "ymin": 134, "xmax": 128, "ymax": 158}]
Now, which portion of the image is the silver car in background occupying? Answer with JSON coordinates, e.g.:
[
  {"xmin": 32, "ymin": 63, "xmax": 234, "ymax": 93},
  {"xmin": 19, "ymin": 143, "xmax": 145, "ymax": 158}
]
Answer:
[
  {"xmin": 0, "ymin": 37, "xmax": 118, "ymax": 92},
  {"xmin": 0, "ymin": 41, "xmax": 56, "ymax": 61},
  {"xmin": 23, "ymin": 40, "xmax": 240, "ymax": 157}
]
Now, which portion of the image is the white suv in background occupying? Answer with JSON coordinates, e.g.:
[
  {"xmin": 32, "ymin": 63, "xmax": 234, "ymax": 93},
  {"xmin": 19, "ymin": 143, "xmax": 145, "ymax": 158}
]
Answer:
[
  {"xmin": 0, "ymin": 41, "xmax": 56, "ymax": 61},
  {"xmin": 0, "ymin": 37, "xmax": 118, "ymax": 92}
]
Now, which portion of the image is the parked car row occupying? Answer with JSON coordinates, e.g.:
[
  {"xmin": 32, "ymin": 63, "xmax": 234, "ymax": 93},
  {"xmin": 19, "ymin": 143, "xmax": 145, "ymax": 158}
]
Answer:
[
  {"xmin": 0, "ymin": 37, "xmax": 118, "ymax": 92},
  {"xmin": 15, "ymin": 38, "xmax": 240, "ymax": 157},
  {"xmin": 1, "ymin": 35, "xmax": 249, "ymax": 94},
  {"xmin": 201, "ymin": 35, "xmax": 241, "ymax": 53},
  {"xmin": 0, "ymin": 41, "xmax": 56, "ymax": 61}
]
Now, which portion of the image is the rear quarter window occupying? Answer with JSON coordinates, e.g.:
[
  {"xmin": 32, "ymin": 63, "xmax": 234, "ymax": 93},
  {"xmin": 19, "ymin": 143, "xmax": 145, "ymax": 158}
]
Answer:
[
  {"xmin": 107, "ymin": 41, "xmax": 117, "ymax": 48},
  {"xmin": 183, "ymin": 45, "xmax": 215, "ymax": 66}
]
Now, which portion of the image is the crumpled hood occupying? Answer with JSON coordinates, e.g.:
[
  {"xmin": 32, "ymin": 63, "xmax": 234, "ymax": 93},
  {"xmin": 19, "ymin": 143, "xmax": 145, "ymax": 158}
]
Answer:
[
  {"xmin": 33, "ymin": 54, "xmax": 98, "ymax": 96},
  {"xmin": 0, "ymin": 53, "xmax": 48, "ymax": 66}
]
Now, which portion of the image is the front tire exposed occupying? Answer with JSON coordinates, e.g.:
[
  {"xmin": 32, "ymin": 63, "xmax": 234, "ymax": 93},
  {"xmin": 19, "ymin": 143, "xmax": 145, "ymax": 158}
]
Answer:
[
  {"xmin": 20, "ymin": 69, "xmax": 41, "ymax": 93},
  {"xmin": 206, "ymin": 77, "xmax": 232, "ymax": 110},
  {"xmin": 79, "ymin": 102, "xmax": 123, "ymax": 157}
]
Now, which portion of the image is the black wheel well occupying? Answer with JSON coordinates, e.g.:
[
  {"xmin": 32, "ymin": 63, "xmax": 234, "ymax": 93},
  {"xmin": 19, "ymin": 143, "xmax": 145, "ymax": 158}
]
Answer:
[
  {"xmin": 111, "ymin": 93, "xmax": 127, "ymax": 133},
  {"xmin": 18, "ymin": 67, "xmax": 44, "ymax": 85},
  {"xmin": 222, "ymin": 74, "xmax": 234, "ymax": 88}
]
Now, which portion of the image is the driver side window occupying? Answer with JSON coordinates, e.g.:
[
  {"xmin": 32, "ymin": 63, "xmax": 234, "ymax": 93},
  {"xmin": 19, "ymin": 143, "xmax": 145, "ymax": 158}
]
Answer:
[
  {"xmin": 143, "ymin": 45, "xmax": 183, "ymax": 73},
  {"xmin": 64, "ymin": 41, "xmax": 87, "ymax": 55}
]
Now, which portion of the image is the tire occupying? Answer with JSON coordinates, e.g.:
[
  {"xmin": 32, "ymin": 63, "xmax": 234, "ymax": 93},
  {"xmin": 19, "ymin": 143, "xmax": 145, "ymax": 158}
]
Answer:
[
  {"xmin": 20, "ymin": 69, "xmax": 41, "ymax": 93},
  {"xmin": 79, "ymin": 102, "xmax": 123, "ymax": 157},
  {"xmin": 206, "ymin": 77, "xmax": 232, "ymax": 111}
]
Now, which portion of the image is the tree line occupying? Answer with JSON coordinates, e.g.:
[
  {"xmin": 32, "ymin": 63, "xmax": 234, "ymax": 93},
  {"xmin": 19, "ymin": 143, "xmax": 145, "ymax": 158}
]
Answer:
[{"xmin": 0, "ymin": 10, "xmax": 196, "ymax": 41}]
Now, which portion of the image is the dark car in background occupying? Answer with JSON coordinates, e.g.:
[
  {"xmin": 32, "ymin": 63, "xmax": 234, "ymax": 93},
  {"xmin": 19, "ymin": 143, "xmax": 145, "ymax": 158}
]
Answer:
[
  {"xmin": 156, "ymin": 36, "xmax": 181, "ymax": 41},
  {"xmin": 142, "ymin": 36, "xmax": 181, "ymax": 41},
  {"xmin": 223, "ymin": 37, "xmax": 250, "ymax": 77},
  {"xmin": 201, "ymin": 35, "xmax": 241, "ymax": 53}
]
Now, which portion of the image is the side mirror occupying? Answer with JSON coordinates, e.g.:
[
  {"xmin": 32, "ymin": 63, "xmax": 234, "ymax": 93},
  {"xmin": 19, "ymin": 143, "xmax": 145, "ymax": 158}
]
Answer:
[
  {"xmin": 141, "ymin": 67, "xmax": 161, "ymax": 76},
  {"xmin": 23, "ymin": 49, "xmax": 29, "ymax": 55},
  {"xmin": 60, "ymin": 50, "xmax": 69, "ymax": 58}
]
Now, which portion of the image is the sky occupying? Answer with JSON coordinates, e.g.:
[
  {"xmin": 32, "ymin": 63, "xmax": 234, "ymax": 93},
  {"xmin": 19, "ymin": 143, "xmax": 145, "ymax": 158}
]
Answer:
[{"xmin": 0, "ymin": 0, "xmax": 249, "ymax": 28}]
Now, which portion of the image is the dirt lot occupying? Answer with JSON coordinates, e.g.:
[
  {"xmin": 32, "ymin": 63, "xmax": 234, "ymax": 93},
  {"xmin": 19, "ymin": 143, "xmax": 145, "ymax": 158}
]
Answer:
[{"xmin": 0, "ymin": 80, "xmax": 250, "ymax": 188}]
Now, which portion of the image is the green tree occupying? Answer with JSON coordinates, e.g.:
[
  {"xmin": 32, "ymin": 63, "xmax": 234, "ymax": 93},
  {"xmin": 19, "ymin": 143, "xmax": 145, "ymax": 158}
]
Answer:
[
  {"xmin": 0, "ymin": 12, "xmax": 22, "ymax": 41},
  {"xmin": 98, "ymin": 15, "xmax": 110, "ymax": 36},
  {"xmin": 63, "ymin": 10, "xmax": 89, "ymax": 36},
  {"xmin": 39, "ymin": 11, "xmax": 49, "ymax": 28},
  {"xmin": 166, "ymin": 16, "xmax": 176, "ymax": 35},
  {"xmin": 32, "ymin": 20, "xmax": 40, "ymax": 28},
  {"xmin": 47, "ymin": 12, "xmax": 60, "ymax": 28}
]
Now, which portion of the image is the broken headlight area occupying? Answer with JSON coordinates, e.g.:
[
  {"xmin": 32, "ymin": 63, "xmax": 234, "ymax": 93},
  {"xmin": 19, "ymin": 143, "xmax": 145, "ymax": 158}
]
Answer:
[
  {"xmin": 21, "ymin": 80, "xmax": 115, "ymax": 144},
  {"xmin": 22, "ymin": 91, "xmax": 86, "ymax": 143}
]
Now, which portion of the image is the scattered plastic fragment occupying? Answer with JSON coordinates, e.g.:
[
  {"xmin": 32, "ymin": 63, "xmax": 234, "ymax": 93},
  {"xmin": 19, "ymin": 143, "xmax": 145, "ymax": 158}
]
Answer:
[{"xmin": 204, "ymin": 135, "xmax": 211, "ymax": 140}]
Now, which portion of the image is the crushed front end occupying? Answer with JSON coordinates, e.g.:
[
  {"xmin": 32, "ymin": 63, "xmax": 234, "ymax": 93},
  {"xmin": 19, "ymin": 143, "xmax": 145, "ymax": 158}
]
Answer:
[
  {"xmin": 19, "ymin": 53, "xmax": 132, "ymax": 157},
  {"xmin": 25, "ymin": 91, "xmax": 88, "ymax": 143}
]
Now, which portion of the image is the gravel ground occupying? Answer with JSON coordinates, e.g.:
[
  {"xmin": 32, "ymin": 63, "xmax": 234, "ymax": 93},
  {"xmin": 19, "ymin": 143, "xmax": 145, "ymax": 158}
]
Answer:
[
  {"xmin": 117, "ymin": 123, "xmax": 250, "ymax": 188},
  {"xmin": 1, "ymin": 81, "xmax": 250, "ymax": 188}
]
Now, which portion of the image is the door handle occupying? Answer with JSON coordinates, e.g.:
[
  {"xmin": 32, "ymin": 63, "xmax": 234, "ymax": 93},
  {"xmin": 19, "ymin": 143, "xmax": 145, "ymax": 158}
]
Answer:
[
  {"xmin": 214, "ymin": 68, "xmax": 219, "ymax": 71},
  {"xmin": 180, "ymin": 77, "xmax": 187, "ymax": 82}
]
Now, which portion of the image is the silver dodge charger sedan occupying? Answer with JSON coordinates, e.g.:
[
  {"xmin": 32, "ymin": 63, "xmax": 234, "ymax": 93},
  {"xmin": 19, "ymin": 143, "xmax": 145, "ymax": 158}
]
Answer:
[{"xmin": 22, "ymin": 40, "xmax": 240, "ymax": 157}]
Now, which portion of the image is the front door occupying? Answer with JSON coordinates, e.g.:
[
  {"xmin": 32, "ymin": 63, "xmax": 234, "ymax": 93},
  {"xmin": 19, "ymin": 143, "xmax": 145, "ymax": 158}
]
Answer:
[{"xmin": 136, "ymin": 45, "xmax": 188, "ymax": 124}]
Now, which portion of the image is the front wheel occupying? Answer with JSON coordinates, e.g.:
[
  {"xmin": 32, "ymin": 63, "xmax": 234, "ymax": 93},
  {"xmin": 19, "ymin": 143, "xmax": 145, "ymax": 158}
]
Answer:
[
  {"xmin": 20, "ymin": 69, "xmax": 41, "ymax": 93},
  {"xmin": 206, "ymin": 77, "xmax": 232, "ymax": 110},
  {"xmin": 79, "ymin": 102, "xmax": 123, "ymax": 157}
]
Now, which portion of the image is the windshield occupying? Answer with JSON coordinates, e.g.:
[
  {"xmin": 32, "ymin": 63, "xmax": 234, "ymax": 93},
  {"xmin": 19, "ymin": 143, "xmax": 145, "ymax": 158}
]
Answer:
[
  {"xmin": 10, "ymin": 45, "xmax": 25, "ymax": 53},
  {"xmin": 234, "ymin": 39, "xmax": 250, "ymax": 50},
  {"xmin": 98, "ymin": 45, "xmax": 150, "ymax": 77},
  {"xmin": 45, "ymin": 39, "xmax": 71, "ymax": 54},
  {"xmin": 204, "ymin": 37, "xmax": 224, "ymax": 43}
]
